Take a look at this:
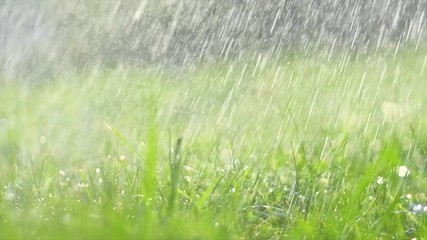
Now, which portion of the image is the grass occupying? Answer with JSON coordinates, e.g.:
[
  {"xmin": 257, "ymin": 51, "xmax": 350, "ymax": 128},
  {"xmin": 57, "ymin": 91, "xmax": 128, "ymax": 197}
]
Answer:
[{"xmin": 1, "ymin": 49, "xmax": 427, "ymax": 239}]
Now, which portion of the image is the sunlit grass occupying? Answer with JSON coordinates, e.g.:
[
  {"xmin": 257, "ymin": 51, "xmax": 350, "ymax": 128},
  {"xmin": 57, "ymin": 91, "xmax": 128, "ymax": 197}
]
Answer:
[{"xmin": 1, "ymin": 50, "xmax": 426, "ymax": 239}]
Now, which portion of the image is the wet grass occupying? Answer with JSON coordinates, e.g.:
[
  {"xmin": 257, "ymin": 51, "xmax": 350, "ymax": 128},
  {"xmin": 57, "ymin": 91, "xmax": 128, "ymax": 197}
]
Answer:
[{"xmin": 1, "ymin": 50, "xmax": 427, "ymax": 239}]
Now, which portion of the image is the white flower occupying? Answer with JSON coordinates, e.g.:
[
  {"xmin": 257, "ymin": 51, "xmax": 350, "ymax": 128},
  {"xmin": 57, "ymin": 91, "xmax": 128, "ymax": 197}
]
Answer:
[
  {"xmin": 414, "ymin": 204, "xmax": 423, "ymax": 212},
  {"xmin": 59, "ymin": 170, "xmax": 66, "ymax": 176},
  {"xmin": 96, "ymin": 168, "xmax": 101, "ymax": 174},
  {"xmin": 184, "ymin": 176, "xmax": 192, "ymax": 183},
  {"xmin": 5, "ymin": 190, "xmax": 16, "ymax": 201},
  {"xmin": 397, "ymin": 166, "xmax": 410, "ymax": 177},
  {"xmin": 78, "ymin": 182, "xmax": 89, "ymax": 189},
  {"xmin": 376, "ymin": 176, "xmax": 384, "ymax": 185}
]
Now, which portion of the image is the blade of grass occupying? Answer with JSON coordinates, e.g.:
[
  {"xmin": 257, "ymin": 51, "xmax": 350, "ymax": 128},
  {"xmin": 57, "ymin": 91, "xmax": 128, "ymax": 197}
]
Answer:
[
  {"xmin": 104, "ymin": 122, "xmax": 139, "ymax": 155},
  {"xmin": 168, "ymin": 137, "xmax": 183, "ymax": 214},
  {"xmin": 142, "ymin": 104, "xmax": 158, "ymax": 202}
]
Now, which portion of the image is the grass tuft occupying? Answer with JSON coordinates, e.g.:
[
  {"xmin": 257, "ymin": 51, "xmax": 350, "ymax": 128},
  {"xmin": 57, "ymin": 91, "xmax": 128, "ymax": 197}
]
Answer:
[{"xmin": 0, "ymin": 50, "xmax": 426, "ymax": 239}]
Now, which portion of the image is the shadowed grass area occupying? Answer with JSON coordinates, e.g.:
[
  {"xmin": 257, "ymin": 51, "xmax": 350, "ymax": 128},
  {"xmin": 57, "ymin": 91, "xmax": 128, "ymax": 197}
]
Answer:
[{"xmin": 0, "ymin": 50, "xmax": 426, "ymax": 239}]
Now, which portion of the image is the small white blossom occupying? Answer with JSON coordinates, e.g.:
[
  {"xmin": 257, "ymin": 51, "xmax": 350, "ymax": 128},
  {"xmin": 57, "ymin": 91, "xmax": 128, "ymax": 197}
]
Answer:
[
  {"xmin": 78, "ymin": 182, "xmax": 89, "ymax": 189},
  {"xmin": 414, "ymin": 204, "xmax": 423, "ymax": 212},
  {"xmin": 183, "ymin": 165, "xmax": 195, "ymax": 172},
  {"xmin": 5, "ymin": 190, "xmax": 15, "ymax": 201},
  {"xmin": 376, "ymin": 176, "xmax": 384, "ymax": 185},
  {"xmin": 397, "ymin": 166, "xmax": 410, "ymax": 177},
  {"xmin": 184, "ymin": 176, "xmax": 192, "ymax": 183},
  {"xmin": 59, "ymin": 170, "xmax": 66, "ymax": 176}
]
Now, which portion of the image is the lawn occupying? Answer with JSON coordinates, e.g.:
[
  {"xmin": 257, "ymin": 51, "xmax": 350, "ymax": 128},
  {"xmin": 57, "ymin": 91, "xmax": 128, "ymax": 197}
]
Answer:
[{"xmin": 1, "ymin": 50, "xmax": 427, "ymax": 239}]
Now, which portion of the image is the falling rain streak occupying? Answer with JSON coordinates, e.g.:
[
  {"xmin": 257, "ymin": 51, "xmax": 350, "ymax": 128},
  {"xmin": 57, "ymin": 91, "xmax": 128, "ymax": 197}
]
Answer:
[
  {"xmin": 1, "ymin": 0, "xmax": 427, "ymax": 239},
  {"xmin": 1, "ymin": 0, "xmax": 427, "ymax": 79}
]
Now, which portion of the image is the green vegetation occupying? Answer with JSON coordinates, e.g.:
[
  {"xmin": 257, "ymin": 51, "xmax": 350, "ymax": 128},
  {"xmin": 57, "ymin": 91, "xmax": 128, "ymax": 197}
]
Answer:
[{"xmin": 1, "ymin": 51, "xmax": 427, "ymax": 239}]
